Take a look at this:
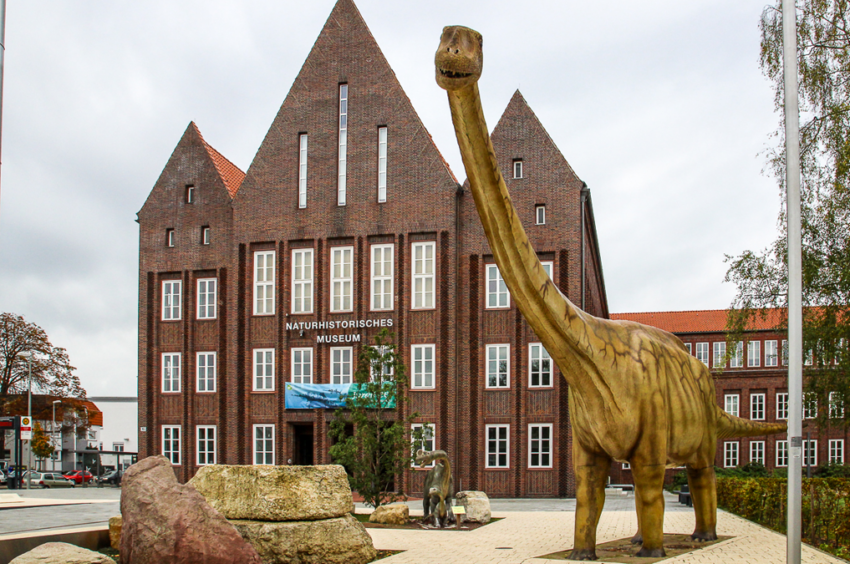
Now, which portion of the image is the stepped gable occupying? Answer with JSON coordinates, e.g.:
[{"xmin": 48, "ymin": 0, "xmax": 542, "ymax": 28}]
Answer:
[{"xmin": 234, "ymin": 0, "xmax": 458, "ymax": 240}]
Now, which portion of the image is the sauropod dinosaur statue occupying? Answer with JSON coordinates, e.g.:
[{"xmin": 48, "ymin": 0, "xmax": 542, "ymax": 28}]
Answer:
[
  {"xmin": 415, "ymin": 449, "xmax": 454, "ymax": 527},
  {"xmin": 434, "ymin": 25, "xmax": 787, "ymax": 560}
]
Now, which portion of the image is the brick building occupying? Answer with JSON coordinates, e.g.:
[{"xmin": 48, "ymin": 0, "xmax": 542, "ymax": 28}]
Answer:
[
  {"xmin": 609, "ymin": 310, "xmax": 848, "ymax": 483},
  {"xmin": 137, "ymin": 0, "xmax": 608, "ymax": 497}
]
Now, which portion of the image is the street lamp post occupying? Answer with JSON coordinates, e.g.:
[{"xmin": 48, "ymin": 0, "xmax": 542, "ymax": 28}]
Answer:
[
  {"xmin": 16, "ymin": 351, "xmax": 34, "ymax": 490},
  {"xmin": 52, "ymin": 400, "xmax": 61, "ymax": 471}
]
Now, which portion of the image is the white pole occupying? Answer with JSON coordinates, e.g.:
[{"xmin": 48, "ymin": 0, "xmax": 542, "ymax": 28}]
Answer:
[
  {"xmin": 26, "ymin": 356, "xmax": 31, "ymax": 489},
  {"xmin": 0, "ymin": 0, "xmax": 6, "ymax": 199},
  {"xmin": 782, "ymin": 0, "xmax": 803, "ymax": 563}
]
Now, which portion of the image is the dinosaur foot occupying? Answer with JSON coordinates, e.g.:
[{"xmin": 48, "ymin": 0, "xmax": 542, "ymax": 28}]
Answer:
[
  {"xmin": 567, "ymin": 548, "xmax": 597, "ymax": 561},
  {"xmin": 690, "ymin": 531, "xmax": 718, "ymax": 542},
  {"xmin": 635, "ymin": 547, "xmax": 666, "ymax": 558},
  {"xmin": 630, "ymin": 533, "xmax": 642, "ymax": 545}
]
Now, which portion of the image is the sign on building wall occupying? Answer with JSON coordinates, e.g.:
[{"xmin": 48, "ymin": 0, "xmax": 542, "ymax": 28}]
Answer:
[{"xmin": 284, "ymin": 383, "xmax": 396, "ymax": 409}]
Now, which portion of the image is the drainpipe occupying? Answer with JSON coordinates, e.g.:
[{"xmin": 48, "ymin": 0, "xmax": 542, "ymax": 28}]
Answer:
[{"xmin": 580, "ymin": 183, "xmax": 588, "ymax": 311}]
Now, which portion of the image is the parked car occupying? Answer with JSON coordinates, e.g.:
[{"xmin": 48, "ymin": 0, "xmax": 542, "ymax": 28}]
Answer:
[
  {"xmin": 64, "ymin": 470, "xmax": 94, "ymax": 484},
  {"xmin": 32, "ymin": 472, "xmax": 75, "ymax": 488},
  {"xmin": 97, "ymin": 470, "xmax": 122, "ymax": 486},
  {"xmin": 0, "ymin": 471, "xmax": 6, "ymax": 486}
]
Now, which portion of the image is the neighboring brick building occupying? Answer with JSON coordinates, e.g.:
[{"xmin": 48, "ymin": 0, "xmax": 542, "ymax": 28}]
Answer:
[
  {"xmin": 609, "ymin": 309, "xmax": 848, "ymax": 483},
  {"xmin": 137, "ymin": 0, "xmax": 608, "ymax": 497}
]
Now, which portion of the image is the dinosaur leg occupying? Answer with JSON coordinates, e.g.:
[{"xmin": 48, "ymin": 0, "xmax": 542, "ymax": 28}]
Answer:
[
  {"xmin": 687, "ymin": 465, "xmax": 718, "ymax": 541},
  {"xmin": 568, "ymin": 444, "xmax": 611, "ymax": 561},
  {"xmin": 630, "ymin": 486, "xmax": 642, "ymax": 544},
  {"xmin": 631, "ymin": 463, "xmax": 667, "ymax": 558}
]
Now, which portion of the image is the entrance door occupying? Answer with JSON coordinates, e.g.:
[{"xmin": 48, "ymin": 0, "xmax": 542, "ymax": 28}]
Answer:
[{"xmin": 291, "ymin": 424, "xmax": 314, "ymax": 466}]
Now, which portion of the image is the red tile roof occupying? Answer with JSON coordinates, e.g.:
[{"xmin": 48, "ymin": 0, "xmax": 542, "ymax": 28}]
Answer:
[
  {"xmin": 78, "ymin": 399, "xmax": 104, "ymax": 427},
  {"xmin": 191, "ymin": 122, "xmax": 245, "ymax": 198},
  {"xmin": 611, "ymin": 309, "xmax": 786, "ymax": 334}
]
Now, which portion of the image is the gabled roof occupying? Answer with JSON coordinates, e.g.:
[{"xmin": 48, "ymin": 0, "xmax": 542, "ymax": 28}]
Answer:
[
  {"xmin": 191, "ymin": 122, "xmax": 245, "ymax": 198},
  {"xmin": 611, "ymin": 309, "xmax": 786, "ymax": 334}
]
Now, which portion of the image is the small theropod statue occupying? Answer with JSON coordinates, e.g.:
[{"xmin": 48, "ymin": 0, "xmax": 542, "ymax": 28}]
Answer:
[{"xmin": 415, "ymin": 449, "xmax": 454, "ymax": 527}]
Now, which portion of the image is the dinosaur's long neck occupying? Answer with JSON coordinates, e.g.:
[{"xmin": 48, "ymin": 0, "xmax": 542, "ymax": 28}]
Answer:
[{"xmin": 447, "ymin": 84, "xmax": 601, "ymax": 398}]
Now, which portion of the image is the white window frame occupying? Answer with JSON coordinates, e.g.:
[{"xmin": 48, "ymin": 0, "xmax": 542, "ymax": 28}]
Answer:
[
  {"xmin": 804, "ymin": 439, "xmax": 817, "ymax": 467},
  {"xmin": 299, "ymin": 133, "xmax": 308, "ymax": 209},
  {"xmin": 486, "ymin": 344, "xmax": 510, "ymax": 389},
  {"xmin": 529, "ymin": 343, "xmax": 552, "ymax": 388},
  {"xmin": 782, "ymin": 339, "xmax": 789, "ymax": 366},
  {"xmin": 713, "ymin": 342, "xmax": 726, "ymax": 368},
  {"xmin": 829, "ymin": 391, "xmax": 845, "ymax": 419},
  {"xmin": 750, "ymin": 393, "xmax": 765, "ymax": 420},
  {"xmin": 528, "ymin": 423, "xmax": 552, "ymax": 468},
  {"xmin": 776, "ymin": 439, "xmax": 788, "ymax": 467},
  {"xmin": 330, "ymin": 347, "xmax": 353, "ymax": 385},
  {"xmin": 330, "ymin": 246, "xmax": 353, "ymax": 313},
  {"xmin": 369, "ymin": 345, "xmax": 394, "ymax": 382},
  {"xmin": 803, "ymin": 393, "xmax": 818, "ymax": 419},
  {"xmin": 253, "ymin": 424, "xmax": 275, "ymax": 465},
  {"xmin": 162, "ymin": 353, "xmax": 181, "ymax": 393},
  {"xmin": 197, "ymin": 278, "xmax": 216, "ymax": 320},
  {"xmin": 485, "ymin": 424, "xmax": 510, "ymax": 468},
  {"xmin": 747, "ymin": 340, "xmax": 760, "ymax": 367},
  {"xmin": 685, "ymin": 343, "xmax": 692, "ymax": 355},
  {"xmin": 292, "ymin": 249, "xmax": 314, "ymax": 314},
  {"xmin": 486, "ymin": 264, "xmax": 510, "ymax": 309},
  {"xmin": 166, "ymin": 229, "xmax": 175, "ymax": 247},
  {"xmin": 513, "ymin": 160, "xmax": 523, "ymax": 179},
  {"xmin": 196, "ymin": 352, "xmax": 216, "ymax": 393},
  {"xmin": 162, "ymin": 280, "xmax": 182, "ymax": 321},
  {"xmin": 112, "ymin": 443, "xmax": 124, "ymax": 452},
  {"xmin": 377, "ymin": 127, "xmax": 387, "ymax": 203},
  {"xmin": 730, "ymin": 341, "xmax": 743, "ymax": 368},
  {"xmin": 162, "ymin": 425, "xmax": 181, "ymax": 465},
  {"xmin": 541, "ymin": 261, "xmax": 554, "ymax": 280},
  {"xmin": 411, "ymin": 344, "xmax": 435, "ymax": 389},
  {"xmin": 186, "ymin": 185, "xmax": 194, "ymax": 203},
  {"xmin": 291, "ymin": 348, "xmax": 313, "ymax": 384},
  {"xmin": 696, "ymin": 342, "xmax": 709, "ymax": 365},
  {"xmin": 765, "ymin": 340, "xmax": 778, "ymax": 367},
  {"xmin": 371, "ymin": 244, "xmax": 394, "ymax": 311},
  {"xmin": 724, "ymin": 441, "xmax": 739, "ymax": 468},
  {"xmin": 777, "ymin": 392, "xmax": 789, "ymax": 420},
  {"xmin": 724, "ymin": 394, "xmax": 739, "ymax": 417},
  {"xmin": 412, "ymin": 242, "xmax": 435, "ymax": 310},
  {"xmin": 253, "ymin": 251, "xmax": 275, "ymax": 316},
  {"xmin": 338, "ymin": 84, "xmax": 348, "ymax": 206},
  {"xmin": 253, "ymin": 348, "xmax": 275, "ymax": 391},
  {"xmin": 411, "ymin": 423, "xmax": 435, "ymax": 468},
  {"xmin": 750, "ymin": 440, "xmax": 765, "ymax": 465},
  {"xmin": 829, "ymin": 439, "xmax": 844, "ymax": 464},
  {"xmin": 535, "ymin": 205, "xmax": 545, "ymax": 225},
  {"xmin": 202, "ymin": 226, "xmax": 211, "ymax": 245},
  {"xmin": 196, "ymin": 425, "xmax": 216, "ymax": 466}
]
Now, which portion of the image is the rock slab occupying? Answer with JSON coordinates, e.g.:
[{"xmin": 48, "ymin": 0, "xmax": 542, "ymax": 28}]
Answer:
[
  {"xmin": 10, "ymin": 542, "xmax": 115, "ymax": 564},
  {"xmin": 120, "ymin": 455, "xmax": 262, "ymax": 564},
  {"xmin": 231, "ymin": 514, "xmax": 376, "ymax": 564},
  {"xmin": 189, "ymin": 464, "xmax": 354, "ymax": 521},
  {"xmin": 455, "ymin": 490, "xmax": 491, "ymax": 523},
  {"xmin": 108, "ymin": 515, "xmax": 122, "ymax": 551},
  {"xmin": 369, "ymin": 503, "xmax": 409, "ymax": 525}
]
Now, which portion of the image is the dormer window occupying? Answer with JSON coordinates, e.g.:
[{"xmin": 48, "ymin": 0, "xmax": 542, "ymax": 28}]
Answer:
[
  {"xmin": 186, "ymin": 185, "xmax": 195, "ymax": 204},
  {"xmin": 166, "ymin": 229, "xmax": 175, "ymax": 247},
  {"xmin": 513, "ymin": 160, "xmax": 523, "ymax": 179},
  {"xmin": 202, "ymin": 226, "xmax": 211, "ymax": 245}
]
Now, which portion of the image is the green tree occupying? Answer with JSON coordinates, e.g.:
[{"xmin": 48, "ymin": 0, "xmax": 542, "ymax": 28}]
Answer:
[
  {"xmin": 328, "ymin": 330, "xmax": 426, "ymax": 508},
  {"xmin": 725, "ymin": 0, "xmax": 850, "ymax": 425},
  {"xmin": 30, "ymin": 421, "xmax": 55, "ymax": 470}
]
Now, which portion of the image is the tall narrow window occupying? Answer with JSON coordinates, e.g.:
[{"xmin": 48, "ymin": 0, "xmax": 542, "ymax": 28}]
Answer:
[
  {"xmin": 750, "ymin": 441, "xmax": 765, "ymax": 465},
  {"xmin": 724, "ymin": 442, "xmax": 739, "ymax": 467},
  {"xmin": 162, "ymin": 426, "xmax": 181, "ymax": 465},
  {"xmin": 377, "ymin": 127, "xmax": 387, "ymax": 202},
  {"xmin": 486, "ymin": 344, "xmax": 510, "ymax": 388},
  {"xmin": 724, "ymin": 394, "xmax": 739, "ymax": 417},
  {"xmin": 536, "ymin": 205, "xmax": 546, "ymax": 225},
  {"xmin": 166, "ymin": 229, "xmax": 175, "ymax": 247},
  {"xmin": 292, "ymin": 249, "xmax": 313, "ymax": 314},
  {"xmin": 412, "ymin": 242, "xmax": 435, "ymax": 309},
  {"xmin": 765, "ymin": 340, "xmax": 778, "ymax": 366},
  {"xmin": 338, "ymin": 84, "xmax": 348, "ymax": 206},
  {"xmin": 750, "ymin": 393, "xmax": 765, "ymax": 420},
  {"xmin": 331, "ymin": 347, "xmax": 353, "ymax": 384},
  {"xmin": 253, "ymin": 425, "xmax": 274, "ymax": 465},
  {"xmin": 713, "ymin": 342, "xmax": 726, "ymax": 368},
  {"xmin": 254, "ymin": 251, "xmax": 275, "ymax": 315},
  {"xmin": 371, "ymin": 244, "xmax": 393, "ymax": 311},
  {"xmin": 747, "ymin": 341, "xmax": 760, "ymax": 367},
  {"xmin": 411, "ymin": 423, "xmax": 435, "ymax": 467},
  {"xmin": 370, "ymin": 346, "xmax": 394, "ymax": 382},
  {"xmin": 829, "ymin": 391, "xmax": 845, "ymax": 418},
  {"xmin": 513, "ymin": 160, "xmax": 523, "ymax": 179},
  {"xmin": 162, "ymin": 353, "xmax": 181, "ymax": 393},
  {"xmin": 197, "ymin": 426, "xmax": 216, "ymax": 465},
  {"xmin": 202, "ymin": 226, "xmax": 211, "ymax": 245},
  {"xmin": 331, "ymin": 247, "xmax": 353, "ymax": 312},
  {"xmin": 529, "ymin": 343, "xmax": 552, "ymax": 387},
  {"xmin": 485, "ymin": 424, "xmax": 509, "ymax": 468},
  {"xmin": 782, "ymin": 339, "xmax": 789, "ymax": 366},
  {"xmin": 411, "ymin": 344, "xmax": 435, "ymax": 389},
  {"xmin": 197, "ymin": 278, "xmax": 216, "ymax": 319},
  {"xmin": 776, "ymin": 440, "xmax": 788, "ymax": 467},
  {"xmin": 196, "ymin": 352, "xmax": 216, "ymax": 393},
  {"xmin": 528, "ymin": 424, "xmax": 552, "ymax": 468},
  {"xmin": 186, "ymin": 185, "xmax": 194, "ymax": 203},
  {"xmin": 253, "ymin": 349, "xmax": 274, "ymax": 391},
  {"xmin": 829, "ymin": 439, "xmax": 845, "ymax": 464},
  {"xmin": 776, "ymin": 392, "xmax": 789, "ymax": 420},
  {"xmin": 541, "ymin": 261, "xmax": 553, "ymax": 279},
  {"xmin": 803, "ymin": 392, "xmax": 818, "ymax": 419},
  {"xmin": 486, "ymin": 264, "xmax": 509, "ymax": 308},
  {"xmin": 685, "ymin": 343, "xmax": 693, "ymax": 354},
  {"xmin": 696, "ymin": 342, "xmax": 709, "ymax": 365},
  {"xmin": 730, "ymin": 341, "xmax": 743, "ymax": 368},
  {"xmin": 291, "ymin": 348, "xmax": 313, "ymax": 384},
  {"xmin": 299, "ymin": 134, "xmax": 308, "ymax": 209},
  {"xmin": 804, "ymin": 440, "xmax": 817, "ymax": 467},
  {"xmin": 162, "ymin": 280, "xmax": 182, "ymax": 321}
]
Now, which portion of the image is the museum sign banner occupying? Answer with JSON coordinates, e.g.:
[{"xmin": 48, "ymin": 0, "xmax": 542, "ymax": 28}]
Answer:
[{"xmin": 284, "ymin": 383, "xmax": 396, "ymax": 409}]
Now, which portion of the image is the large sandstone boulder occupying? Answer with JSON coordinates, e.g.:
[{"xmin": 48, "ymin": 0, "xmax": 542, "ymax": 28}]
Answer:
[
  {"xmin": 189, "ymin": 464, "xmax": 354, "ymax": 521},
  {"xmin": 369, "ymin": 503, "xmax": 409, "ymax": 525},
  {"xmin": 9, "ymin": 542, "xmax": 115, "ymax": 564},
  {"xmin": 231, "ymin": 514, "xmax": 376, "ymax": 564},
  {"xmin": 120, "ymin": 455, "xmax": 262, "ymax": 564},
  {"xmin": 108, "ymin": 515, "xmax": 122, "ymax": 551},
  {"xmin": 455, "ymin": 490, "xmax": 491, "ymax": 523}
]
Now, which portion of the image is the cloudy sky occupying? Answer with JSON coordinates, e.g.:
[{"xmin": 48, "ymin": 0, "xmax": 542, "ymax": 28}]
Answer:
[{"xmin": 0, "ymin": 0, "xmax": 781, "ymax": 397}]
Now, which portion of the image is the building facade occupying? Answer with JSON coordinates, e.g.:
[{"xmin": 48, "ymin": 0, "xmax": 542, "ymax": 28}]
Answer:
[
  {"xmin": 609, "ymin": 310, "xmax": 848, "ymax": 483},
  {"xmin": 137, "ymin": 0, "xmax": 608, "ymax": 497}
]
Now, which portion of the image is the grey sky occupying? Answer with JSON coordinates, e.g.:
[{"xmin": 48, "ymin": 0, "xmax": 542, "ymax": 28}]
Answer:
[{"xmin": 0, "ymin": 0, "xmax": 780, "ymax": 397}]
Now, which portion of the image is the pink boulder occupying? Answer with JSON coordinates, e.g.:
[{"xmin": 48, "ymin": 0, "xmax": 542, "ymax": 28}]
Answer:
[{"xmin": 120, "ymin": 455, "xmax": 261, "ymax": 564}]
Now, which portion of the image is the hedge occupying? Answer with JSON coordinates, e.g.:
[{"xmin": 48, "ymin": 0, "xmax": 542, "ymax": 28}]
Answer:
[{"xmin": 716, "ymin": 477, "xmax": 850, "ymax": 559}]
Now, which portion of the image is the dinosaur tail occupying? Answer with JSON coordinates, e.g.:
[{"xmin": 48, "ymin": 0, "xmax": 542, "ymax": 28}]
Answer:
[{"xmin": 716, "ymin": 405, "xmax": 787, "ymax": 439}]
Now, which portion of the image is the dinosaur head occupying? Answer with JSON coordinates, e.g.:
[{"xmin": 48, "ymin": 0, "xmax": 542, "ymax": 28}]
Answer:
[{"xmin": 435, "ymin": 26, "xmax": 483, "ymax": 91}]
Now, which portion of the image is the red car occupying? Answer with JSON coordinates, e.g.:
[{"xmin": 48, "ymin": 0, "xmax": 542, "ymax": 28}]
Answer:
[{"xmin": 64, "ymin": 470, "xmax": 94, "ymax": 484}]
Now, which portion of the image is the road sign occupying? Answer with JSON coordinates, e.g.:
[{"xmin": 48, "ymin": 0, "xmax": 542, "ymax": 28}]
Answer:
[{"xmin": 20, "ymin": 416, "xmax": 32, "ymax": 440}]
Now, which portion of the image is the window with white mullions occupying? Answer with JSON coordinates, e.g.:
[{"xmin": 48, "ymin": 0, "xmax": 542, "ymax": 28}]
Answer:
[
  {"xmin": 292, "ymin": 249, "xmax": 313, "ymax": 314},
  {"xmin": 776, "ymin": 392, "xmax": 789, "ymax": 420},
  {"xmin": 485, "ymin": 424, "xmax": 509, "ymax": 468},
  {"xmin": 331, "ymin": 247, "xmax": 353, "ymax": 312},
  {"xmin": 535, "ymin": 205, "xmax": 545, "ymax": 225},
  {"xmin": 528, "ymin": 424, "xmax": 552, "ymax": 468},
  {"xmin": 765, "ymin": 340, "xmax": 778, "ymax": 367},
  {"xmin": 696, "ymin": 342, "xmax": 709, "ymax": 365},
  {"xmin": 747, "ymin": 340, "xmax": 760, "ymax": 367},
  {"xmin": 829, "ymin": 391, "xmax": 845, "ymax": 418},
  {"xmin": 730, "ymin": 341, "xmax": 743, "ymax": 368},
  {"xmin": 723, "ymin": 441, "xmax": 739, "ymax": 468},
  {"xmin": 803, "ymin": 393, "xmax": 818, "ymax": 419},
  {"xmin": 829, "ymin": 439, "xmax": 844, "ymax": 464},
  {"xmin": 486, "ymin": 344, "xmax": 510, "ymax": 388},
  {"xmin": 776, "ymin": 440, "xmax": 788, "ymax": 467},
  {"xmin": 486, "ymin": 264, "xmax": 509, "ymax": 308},
  {"xmin": 253, "ymin": 349, "xmax": 275, "ymax": 391},
  {"xmin": 196, "ymin": 352, "xmax": 216, "ymax": 393},
  {"xmin": 162, "ymin": 280, "xmax": 182, "ymax": 320},
  {"xmin": 529, "ymin": 343, "xmax": 552, "ymax": 387},
  {"xmin": 370, "ymin": 346, "xmax": 394, "ymax": 382},
  {"xmin": 162, "ymin": 426, "xmax": 181, "ymax": 465},
  {"xmin": 713, "ymin": 342, "xmax": 726, "ymax": 368},
  {"xmin": 750, "ymin": 440, "xmax": 765, "ymax": 465},
  {"xmin": 750, "ymin": 393, "xmax": 765, "ymax": 420},
  {"xmin": 254, "ymin": 251, "xmax": 275, "ymax": 315},
  {"xmin": 411, "ymin": 344, "xmax": 435, "ymax": 389},
  {"xmin": 162, "ymin": 353, "xmax": 181, "ymax": 393},
  {"xmin": 371, "ymin": 244, "xmax": 393, "ymax": 311},
  {"xmin": 291, "ymin": 348, "xmax": 313, "ymax": 384},
  {"xmin": 299, "ymin": 134, "xmax": 308, "ymax": 208},
  {"xmin": 411, "ymin": 423, "xmax": 435, "ymax": 467},
  {"xmin": 331, "ymin": 347, "xmax": 353, "ymax": 384},
  {"xmin": 338, "ymin": 84, "xmax": 348, "ymax": 206},
  {"xmin": 253, "ymin": 425, "xmax": 274, "ymax": 465},
  {"xmin": 197, "ymin": 425, "xmax": 216, "ymax": 465},
  {"xmin": 377, "ymin": 127, "xmax": 387, "ymax": 202},
  {"xmin": 803, "ymin": 440, "xmax": 818, "ymax": 467},
  {"xmin": 724, "ymin": 394, "xmax": 739, "ymax": 417},
  {"xmin": 197, "ymin": 278, "xmax": 217, "ymax": 319},
  {"xmin": 412, "ymin": 242, "xmax": 435, "ymax": 309}
]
